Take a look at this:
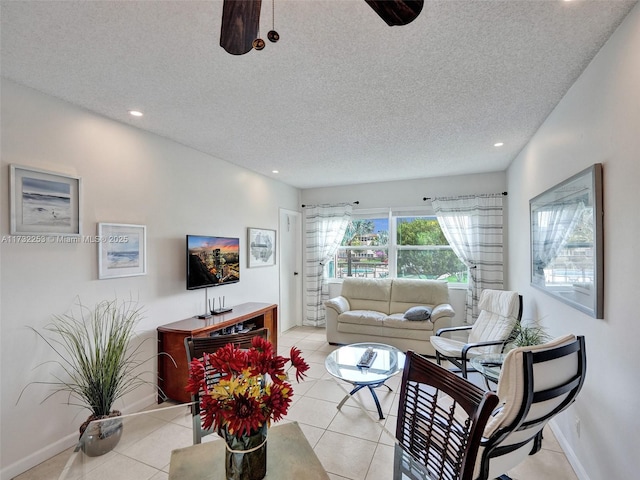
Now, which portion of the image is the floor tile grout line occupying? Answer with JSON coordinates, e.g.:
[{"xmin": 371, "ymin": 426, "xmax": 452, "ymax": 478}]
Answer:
[
  {"xmin": 325, "ymin": 376, "xmax": 400, "ymax": 447},
  {"xmin": 15, "ymin": 326, "xmax": 575, "ymax": 480}
]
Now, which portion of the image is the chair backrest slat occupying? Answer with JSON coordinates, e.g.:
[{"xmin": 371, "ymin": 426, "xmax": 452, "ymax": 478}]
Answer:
[
  {"xmin": 396, "ymin": 351, "xmax": 499, "ymax": 480},
  {"xmin": 184, "ymin": 328, "xmax": 269, "ymax": 444}
]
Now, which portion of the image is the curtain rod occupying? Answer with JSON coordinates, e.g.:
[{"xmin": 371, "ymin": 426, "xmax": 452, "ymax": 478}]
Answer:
[
  {"xmin": 422, "ymin": 192, "xmax": 507, "ymax": 201},
  {"xmin": 301, "ymin": 201, "xmax": 359, "ymax": 208}
]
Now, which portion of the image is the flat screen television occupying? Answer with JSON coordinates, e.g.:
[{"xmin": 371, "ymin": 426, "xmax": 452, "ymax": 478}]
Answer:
[{"xmin": 186, "ymin": 235, "xmax": 240, "ymax": 290}]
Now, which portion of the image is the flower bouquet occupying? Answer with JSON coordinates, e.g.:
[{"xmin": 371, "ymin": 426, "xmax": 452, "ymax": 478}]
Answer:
[{"xmin": 185, "ymin": 336, "xmax": 309, "ymax": 480}]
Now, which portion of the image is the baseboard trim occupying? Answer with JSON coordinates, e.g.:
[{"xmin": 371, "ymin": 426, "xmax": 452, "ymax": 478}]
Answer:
[
  {"xmin": 1, "ymin": 394, "xmax": 157, "ymax": 480},
  {"xmin": 548, "ymin": 419, "xmax": 590, "ymax": 480}
]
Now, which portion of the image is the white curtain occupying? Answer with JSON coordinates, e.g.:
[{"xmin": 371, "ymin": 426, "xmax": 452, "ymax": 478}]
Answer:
[
  {"xmin": 432, "ymin": 194, "xmax": 504, "ymax": 324},
  {"xmin": 531, "ymin": 201, "xmax": 584, "ymax": 286},
  {"xmin": 304, "ymin": 203, "xmax": 352, "ymax": 326}
]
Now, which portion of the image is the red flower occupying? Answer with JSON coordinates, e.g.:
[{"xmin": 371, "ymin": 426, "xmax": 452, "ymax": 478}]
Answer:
[
  {"xmin": 199, "ymin": 394, "xmax": 222, "ymax": 431},
  {"xmin": 186, "ymin": 358, "xmax": 206, "ymax": 395},
  {"xmin": 289, "ymin": 346, "xmax": 310, "ymax": 382},
  {"xmin": 251, "ymin": 335, "xmax": 274, "ymax": 357},
  {"xmin": 184, "ymin": 338, "xmax": 307, "ymax": 441},
  {"xmin": 221, "ymin": 392, "xmax": 265, "ymax": 437},
  {"xmin": 263, "ymin": 381, "xmax": 292, "ymax": 423},
  {"xmin": 249, "ymin": 350, "xmax": 287, "ymax": 382},
  {"xmin": 206, "ymin": 343, "xmax": 247, "ymax": 379}
]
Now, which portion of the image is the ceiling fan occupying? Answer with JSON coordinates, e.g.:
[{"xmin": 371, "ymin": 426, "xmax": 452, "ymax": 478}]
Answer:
[{"xmin": 220, "ymin": 0, "xmax": 424, "ymax": 55}]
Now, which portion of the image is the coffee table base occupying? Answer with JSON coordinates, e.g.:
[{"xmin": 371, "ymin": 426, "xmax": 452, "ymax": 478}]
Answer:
[{"xmin": 337, "ymin": 382, "xmax": 393, "ymax": 419}]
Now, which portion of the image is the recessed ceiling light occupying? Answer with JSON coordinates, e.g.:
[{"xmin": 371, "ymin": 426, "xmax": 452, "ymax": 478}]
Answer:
[
  {"xmin": 272, "ymin": 170, "xmax": 279, "ymax": 174},
  {"xmin": 494, "ymin": 142, "xmax": 504, "ymax": 147},
  {"xmin": 128, "ymin": 110, "xmax": 143, "ymax": 117}
]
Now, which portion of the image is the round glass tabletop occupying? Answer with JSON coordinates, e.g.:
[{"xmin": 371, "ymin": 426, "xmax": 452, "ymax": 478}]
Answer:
[
  {"xmin": 470, "ymin": 353, "xmax": 506, "ymax": 383},
  {"xmin": 325, "ymin": 342, "xmax": 406, "ymax": 386}
]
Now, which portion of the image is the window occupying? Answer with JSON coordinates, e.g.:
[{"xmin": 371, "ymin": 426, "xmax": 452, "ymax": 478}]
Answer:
[
  {"xmin": 329, "ymin": 209, "xmax": 468, "ymax": 285},
  {"xmin": 331, "ymin": 216, "xmax": 390, "ymax": 279}
]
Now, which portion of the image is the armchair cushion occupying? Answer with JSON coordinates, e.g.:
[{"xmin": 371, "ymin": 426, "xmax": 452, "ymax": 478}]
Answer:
[
  {"xmin": 403, "ymin": 305, "xmax": 432, "ymax": 321},
  {"xmin": 483, "ymin": 334, "xmax": 577, "ymax": 438},
  {"xmin": 429, "ymin": 336, "xmax": 468, "ymax": 357},
  {"xmin": 468, "ymin": 290, "xmax": 520, "ymax": 352},
  {"xmin": 478, "ymin": 289, "xmax": 520, "ymax": 317}
]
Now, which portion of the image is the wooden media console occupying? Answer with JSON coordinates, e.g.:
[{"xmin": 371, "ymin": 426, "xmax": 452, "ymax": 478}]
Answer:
[{"xmin": 157, "ymin": 302, "xmax": 278, "ymax": 403}]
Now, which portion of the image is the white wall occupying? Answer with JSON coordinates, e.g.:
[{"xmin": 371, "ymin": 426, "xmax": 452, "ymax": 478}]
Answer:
[
  {"xmin": 302, "ymin": 172, "xmax": 506, "ymax": 210},
  {"xmin": 506, "ymin": 4, "xmax": 640, "ymax": 479},
  {"xmin": 0, "ymin": 79, "xmax": 300, "ymax": 479},
  {"xmin": 303, "ymin": 172, "xmax": 506, "ymax": 328}
]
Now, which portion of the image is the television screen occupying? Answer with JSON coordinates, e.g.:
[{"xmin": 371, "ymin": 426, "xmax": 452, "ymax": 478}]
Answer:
[{"xmin": 186, "ymin": 235, "xmax": 240, "ymax": 289}]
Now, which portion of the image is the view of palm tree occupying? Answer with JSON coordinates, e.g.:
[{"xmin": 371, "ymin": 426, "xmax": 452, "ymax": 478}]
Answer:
[{"xmin": 332, "ymin": 216, "xmax": 467, "ymax": 282}]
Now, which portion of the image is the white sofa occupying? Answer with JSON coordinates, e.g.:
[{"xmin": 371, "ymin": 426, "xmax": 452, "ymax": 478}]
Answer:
[{"xmin": 324, "ymin": 277, "xmax": 455, "ymax": 356}]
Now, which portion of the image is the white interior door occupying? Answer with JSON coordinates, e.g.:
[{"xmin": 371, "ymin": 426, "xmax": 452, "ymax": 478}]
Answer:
[{"xmin": 279, "ymin": 209, "xmax": 302, "ymax": 333}]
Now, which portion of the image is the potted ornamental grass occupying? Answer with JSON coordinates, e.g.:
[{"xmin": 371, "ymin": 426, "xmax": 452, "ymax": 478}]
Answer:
[
  {"xmin": 19, "ymin": 297, "xmax": 159, "ymax": 456},
  {"xmin": 509, "ymin": 322, "xmax": 552, "ymax": 348}
]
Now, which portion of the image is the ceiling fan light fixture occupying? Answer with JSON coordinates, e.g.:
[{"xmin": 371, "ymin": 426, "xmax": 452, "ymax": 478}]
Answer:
[{"xmin": 267, "ymin": 30, "xmax": 279, "ymax": 43}]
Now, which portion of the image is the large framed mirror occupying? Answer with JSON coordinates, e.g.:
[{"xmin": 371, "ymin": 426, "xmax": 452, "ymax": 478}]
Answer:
[{"xmin": 530, "ymin": 163, "xmax": 603, "ymax": 318}]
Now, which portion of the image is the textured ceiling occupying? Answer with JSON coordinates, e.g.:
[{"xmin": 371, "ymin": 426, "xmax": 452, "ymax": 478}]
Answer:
[{"xmin": 1, "ymin": 0, "xmax": 636, "ymax": 189}]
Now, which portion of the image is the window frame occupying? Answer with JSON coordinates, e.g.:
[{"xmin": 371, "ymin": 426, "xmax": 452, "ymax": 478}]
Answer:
[{"xmin": 331, "ymin": 207, "xmax": 468, "ymax": 286}]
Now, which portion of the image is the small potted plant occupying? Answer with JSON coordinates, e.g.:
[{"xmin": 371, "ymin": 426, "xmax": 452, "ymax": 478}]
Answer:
[
  {"xmin": 19, "ymin": 297, "xmax": 160, "ymax": 456},
  {"xmin": 509, "ymin": 322, "xmax": 551, "ymax": 348},
  {"xmin": 185, "ymin": 336, "xmax": 309, "ymax": 480}
]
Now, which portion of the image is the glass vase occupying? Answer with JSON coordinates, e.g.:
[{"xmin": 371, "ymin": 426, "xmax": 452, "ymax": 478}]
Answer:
[{"xmin": 223, "ymin": 424, "xmax": 268, "ymax": 480}]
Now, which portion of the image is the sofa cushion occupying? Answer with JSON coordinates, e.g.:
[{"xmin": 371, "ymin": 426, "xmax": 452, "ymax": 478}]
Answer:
[
  {"xmin": 338, "ymin": 321, "xmax": 435, "ymax": 340},
  {"xmin": 403, "ymin": 305, "xmax": 432, "ymax": 321},
  {"xmin": 341, "ymin": 278, "xmax": 392, "ymax": 314},
  {"xmin": 389, "ymin": 279, "xmax": 449, "ymax": 313},
  {"xmin": 337, "ymin": 310, "xmax": 386, "ymax": 327},
  {"xmin": 384, "ymin": 314, "xmax": 435, "ymax": 331}
]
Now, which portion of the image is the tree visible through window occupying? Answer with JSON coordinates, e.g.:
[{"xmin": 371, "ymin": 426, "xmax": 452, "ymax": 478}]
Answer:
[
  {"xmin": 397, "ymin": 217, "xmax": 467, "ymax": 282},
  {"xmin": 330, "ymin": 212, "xmax": 468, "ymax": 284}
]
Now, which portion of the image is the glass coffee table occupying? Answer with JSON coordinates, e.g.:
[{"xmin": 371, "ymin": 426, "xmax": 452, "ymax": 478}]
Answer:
[
  {"xmin": 325, "ymin": 342, "xmax": 405, "ymax": 420},
  {"xmin": 470, "ymin": 353, "xmax": 506, "ymax": 390}
]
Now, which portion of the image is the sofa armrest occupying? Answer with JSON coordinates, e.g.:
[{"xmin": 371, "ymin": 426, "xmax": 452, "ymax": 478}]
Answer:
[
  {"xmin": 431, "ymin": 303, "xmax": 455, "ymax": 323},
  {"xmin": 324, "ymin": 296, "xmax": 350, "ymax": 315}
]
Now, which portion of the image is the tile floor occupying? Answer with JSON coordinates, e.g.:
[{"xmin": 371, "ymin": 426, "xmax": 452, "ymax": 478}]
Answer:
[{"xmin": 14, "ymin": 326, "xmax": 579, "ymax": 480}]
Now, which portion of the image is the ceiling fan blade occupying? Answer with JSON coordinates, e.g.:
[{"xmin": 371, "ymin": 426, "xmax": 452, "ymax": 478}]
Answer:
[
  {"xmin": 364, "ymin": 0, "xmax": 424, "ymax": 26},
  {"xmin": 220, "ymin": 0, "xmax": 262, "ymax": 55}
]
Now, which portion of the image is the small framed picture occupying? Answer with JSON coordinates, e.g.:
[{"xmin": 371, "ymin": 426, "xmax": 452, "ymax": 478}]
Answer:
[
  {"xmin": 98, "ymin": 223, "xmax": 147, "ymax": 279},
  {"xmin": 10, "ymin": 164, "xmax": 82, "ymax": 236},
  {"xmin": 247, "ymin": 228, "xmax": 276, "ymax": 268}
]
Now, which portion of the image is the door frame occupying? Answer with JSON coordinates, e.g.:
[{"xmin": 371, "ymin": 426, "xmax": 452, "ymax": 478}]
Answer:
[{"xmin": 278, "ymin": 208, "xmax": 302, "ymax": 333}]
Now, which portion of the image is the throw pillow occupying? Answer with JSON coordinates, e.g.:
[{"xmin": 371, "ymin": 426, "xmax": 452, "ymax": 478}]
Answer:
[{"xmin": 404, "ymin": 306, "xmax": 432, "ymax": 321}]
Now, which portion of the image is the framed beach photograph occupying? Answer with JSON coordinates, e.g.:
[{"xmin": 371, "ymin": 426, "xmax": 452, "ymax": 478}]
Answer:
[
  {"xmin": 10, "ymin": 164, "xmax": 82, "ymax": 236},
  {"xmin": 247, "ymin": 227, "xmax": 276, "ymax": 268},
  {"xmin": 98, "ymin": 223, "xmax": 147, "ymax": 279}
]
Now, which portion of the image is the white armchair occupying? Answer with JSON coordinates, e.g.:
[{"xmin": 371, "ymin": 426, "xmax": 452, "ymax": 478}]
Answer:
[
  {"xmin": 430, "ymin": 289, "xmax": 522, "ymax": 377},
  {"xmin": 474, "ymin": 334, "xmax": 587, "ymax": 480}
]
